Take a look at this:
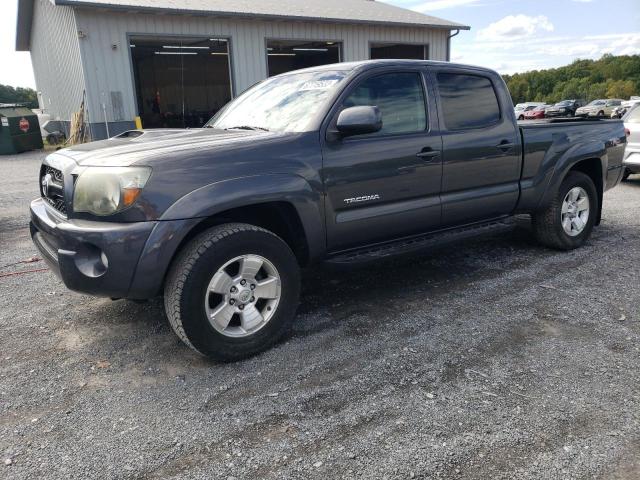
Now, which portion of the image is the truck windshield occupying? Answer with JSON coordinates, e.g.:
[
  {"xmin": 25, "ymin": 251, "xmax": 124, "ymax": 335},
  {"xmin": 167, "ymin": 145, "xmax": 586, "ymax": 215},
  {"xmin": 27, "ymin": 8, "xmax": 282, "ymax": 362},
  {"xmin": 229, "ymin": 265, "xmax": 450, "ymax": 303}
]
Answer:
[{"xmin": 206, "ymin": 70, "xmax": 348, "ymax": 133}]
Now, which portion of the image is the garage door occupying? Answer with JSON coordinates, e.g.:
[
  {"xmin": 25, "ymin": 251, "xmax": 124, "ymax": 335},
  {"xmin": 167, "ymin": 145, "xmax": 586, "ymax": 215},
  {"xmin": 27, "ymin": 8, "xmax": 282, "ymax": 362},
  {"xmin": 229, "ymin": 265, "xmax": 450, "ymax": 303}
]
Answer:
[
  {"xmin": 266, "ymin": 40, "xmax": 342, "ymax": 76},
  {"xmin": 129, "ymin": 36, "xmax": 233, "ymax": 129},
  {"xmin": 370, "ymin": 43, "xmax": 428, "ymax": 60}
]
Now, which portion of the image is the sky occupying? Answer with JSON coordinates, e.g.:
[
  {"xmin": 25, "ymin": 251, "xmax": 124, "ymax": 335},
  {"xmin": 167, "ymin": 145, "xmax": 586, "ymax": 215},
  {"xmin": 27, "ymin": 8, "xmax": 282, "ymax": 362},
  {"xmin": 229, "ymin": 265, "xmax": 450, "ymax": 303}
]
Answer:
[
  {"xmin": 384, "ymin": 0, "xmax": 640, "ymax": 73},
  {"xmin": 1, "ymin": 0, "xmax": 639, "ymax": 89}
]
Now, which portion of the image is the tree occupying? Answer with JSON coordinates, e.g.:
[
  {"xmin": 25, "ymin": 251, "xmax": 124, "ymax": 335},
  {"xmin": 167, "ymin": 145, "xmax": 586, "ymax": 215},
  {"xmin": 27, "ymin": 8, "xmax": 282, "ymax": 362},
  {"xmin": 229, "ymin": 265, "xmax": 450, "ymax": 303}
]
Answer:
[
  {"xmin": 503, "ymin": 54, "xmax": 640, "ymax": 104},
  {"xmin": 0, "ymin": 84, "xmax": 38, "ymax": 108},
  {"xmin": 605, "ymin": 79, "xmax": 636, "ymax": 99}
]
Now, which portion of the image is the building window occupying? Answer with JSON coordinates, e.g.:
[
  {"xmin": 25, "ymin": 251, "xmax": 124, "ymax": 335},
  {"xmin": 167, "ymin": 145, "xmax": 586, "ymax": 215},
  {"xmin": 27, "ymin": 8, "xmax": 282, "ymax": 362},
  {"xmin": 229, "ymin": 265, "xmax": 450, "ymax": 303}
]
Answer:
[
  {"xmin": 129, "ymin": 36, "xmax": 232, "ymax": 129},
  {"xmin": 370, "ymin": 43, "xmax": 428, "ymax": 60},
  {"xmin": 266, "ymin": 40, "xmax": 342, "ymax": 76}
]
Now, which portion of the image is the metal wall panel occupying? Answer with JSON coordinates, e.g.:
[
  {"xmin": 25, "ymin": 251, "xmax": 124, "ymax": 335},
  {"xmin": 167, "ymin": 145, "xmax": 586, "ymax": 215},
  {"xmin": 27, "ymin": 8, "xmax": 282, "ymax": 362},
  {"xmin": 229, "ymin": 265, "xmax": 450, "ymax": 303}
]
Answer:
[
  {"xmin": 30, "ymin": 0, "xmax": 86, "ymax": 124},
  {"xmin": 73, "ymin": 9, "xmax": 451, "ymax": 128}
]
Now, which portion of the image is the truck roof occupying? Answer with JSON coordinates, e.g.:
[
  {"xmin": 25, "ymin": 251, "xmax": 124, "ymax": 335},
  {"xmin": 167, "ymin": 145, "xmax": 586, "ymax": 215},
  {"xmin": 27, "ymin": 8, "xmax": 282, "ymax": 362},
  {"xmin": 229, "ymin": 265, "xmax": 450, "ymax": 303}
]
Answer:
[{"xmin": 277, "ymin": 59, "xmax": 499, "ymax": 77}]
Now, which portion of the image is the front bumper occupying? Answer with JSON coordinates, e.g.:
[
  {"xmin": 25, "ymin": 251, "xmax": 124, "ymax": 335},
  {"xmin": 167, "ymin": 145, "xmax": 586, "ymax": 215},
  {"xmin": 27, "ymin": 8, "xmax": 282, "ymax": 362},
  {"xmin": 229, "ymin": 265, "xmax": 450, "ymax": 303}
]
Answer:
[{"xmin": 30, "ymin": 197, "xmax": 156, "ymax": 298}]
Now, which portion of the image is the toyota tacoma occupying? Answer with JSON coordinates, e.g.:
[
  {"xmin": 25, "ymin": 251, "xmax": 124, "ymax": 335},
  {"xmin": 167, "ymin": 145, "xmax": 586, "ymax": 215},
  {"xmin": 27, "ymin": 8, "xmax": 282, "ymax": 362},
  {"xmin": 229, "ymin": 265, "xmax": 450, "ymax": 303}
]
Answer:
[{"xmin": 30, "ymin": 60, "xmax": 627, "ymax": 361}]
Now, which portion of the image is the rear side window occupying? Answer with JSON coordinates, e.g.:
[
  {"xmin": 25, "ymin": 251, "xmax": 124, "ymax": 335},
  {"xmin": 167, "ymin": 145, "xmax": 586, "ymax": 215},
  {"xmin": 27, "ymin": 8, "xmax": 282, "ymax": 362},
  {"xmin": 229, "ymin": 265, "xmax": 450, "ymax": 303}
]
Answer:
[
  {"xmin": 342, "ymin": 72, "xmax": 427, "ymax": 136},
  {"xmin": 437, "ymin": 73, "xmax": 501, "ymax": 130}
]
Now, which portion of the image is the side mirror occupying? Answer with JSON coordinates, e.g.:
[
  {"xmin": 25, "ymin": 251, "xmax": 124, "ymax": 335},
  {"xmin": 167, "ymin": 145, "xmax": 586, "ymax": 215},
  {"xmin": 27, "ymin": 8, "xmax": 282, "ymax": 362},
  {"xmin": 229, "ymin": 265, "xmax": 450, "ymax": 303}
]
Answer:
[{"xmin": 336, "ymin": 106, "xmax": 382, "ymax": 137}]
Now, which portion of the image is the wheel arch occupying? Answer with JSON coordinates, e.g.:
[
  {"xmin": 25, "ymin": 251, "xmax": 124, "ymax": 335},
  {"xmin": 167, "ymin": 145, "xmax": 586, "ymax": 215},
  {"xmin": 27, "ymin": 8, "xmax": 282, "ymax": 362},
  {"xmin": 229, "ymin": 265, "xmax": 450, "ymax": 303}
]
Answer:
[
  {"xmin": 537, "ymin": 139, "xmax": 606, "ymax": 223},
  {"xmin": 169, "ymin": 201, "xmax": 312, "ymax": 267},
  {"xmin": 127, "ymin": 175, "xmax": 325, "ymax": 299},
  {"xmin": 567, "ymin": 158, "xmax": 604, "ymax": 225}
]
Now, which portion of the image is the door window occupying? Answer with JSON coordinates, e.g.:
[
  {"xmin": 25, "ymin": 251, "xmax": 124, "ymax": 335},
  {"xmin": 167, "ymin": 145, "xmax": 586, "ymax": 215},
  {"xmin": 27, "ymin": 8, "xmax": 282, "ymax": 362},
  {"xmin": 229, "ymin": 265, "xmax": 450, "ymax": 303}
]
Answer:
[
  {"xmin": 437, "ymin": 73, "xmax": 501, "ymax": 130},
  {"xmin": 342, "ymin": 72, "xmax": 427, "ymax": 136}
]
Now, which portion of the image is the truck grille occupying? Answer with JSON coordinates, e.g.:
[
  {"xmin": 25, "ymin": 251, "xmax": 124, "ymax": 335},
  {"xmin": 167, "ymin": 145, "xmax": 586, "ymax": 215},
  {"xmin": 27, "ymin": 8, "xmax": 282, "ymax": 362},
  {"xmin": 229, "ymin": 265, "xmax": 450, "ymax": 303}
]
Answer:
[{"xmin": 40, "ymin": 165, "xmax": 67, "ymax": 215}]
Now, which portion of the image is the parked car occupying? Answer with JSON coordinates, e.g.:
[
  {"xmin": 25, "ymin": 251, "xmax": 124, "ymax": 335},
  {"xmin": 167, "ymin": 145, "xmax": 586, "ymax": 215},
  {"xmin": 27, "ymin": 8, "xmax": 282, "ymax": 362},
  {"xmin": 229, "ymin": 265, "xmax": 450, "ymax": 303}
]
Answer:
[
  {"xmin": 514, "ymin": 102, "xmax": 544, "ymax": 120},
  {"xmin": 623, "ymin": 105, "xmax": 640, "ymax": 180},
  {"xmin": 29, "ymin": 60, "xmax": 627, "ymax": 361},
  {"xmin": 545, "ymin": 99, "xmax": 586, "ymax": 118},
  {"xmin": 611, "ymin": 98, "xmax": 640, "ymax": 119},
  {"xmin": 576, "ymin": 99, "xmax": 624, "ymax": 117},
  {"xmin": 523, "ymin": 104, "xmax": 552, "ymax": 120}
]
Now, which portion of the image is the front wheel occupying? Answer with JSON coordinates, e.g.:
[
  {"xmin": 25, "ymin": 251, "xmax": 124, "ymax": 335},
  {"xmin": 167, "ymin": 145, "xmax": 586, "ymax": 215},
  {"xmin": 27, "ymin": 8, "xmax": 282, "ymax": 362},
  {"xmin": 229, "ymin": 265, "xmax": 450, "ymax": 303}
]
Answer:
[
  {"xmin": 164, "ymin": 223, "xmax": 301, "ymax": 361},
  {"xmin": 532, "ymin": 171, "xmax": 598, "ymax": 250}
]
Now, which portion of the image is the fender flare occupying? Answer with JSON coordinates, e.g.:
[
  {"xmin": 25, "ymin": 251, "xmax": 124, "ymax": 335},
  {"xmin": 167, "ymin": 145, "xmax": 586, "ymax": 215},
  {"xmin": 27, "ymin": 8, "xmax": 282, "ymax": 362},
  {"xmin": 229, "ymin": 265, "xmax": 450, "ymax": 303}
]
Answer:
[
  {"xmin": 126, "ymin": 174, "xmax": 325, "ymax": 299},
  {"xmin": 537, "ymin": 140, "xmax": 606, "ymax": 213}
]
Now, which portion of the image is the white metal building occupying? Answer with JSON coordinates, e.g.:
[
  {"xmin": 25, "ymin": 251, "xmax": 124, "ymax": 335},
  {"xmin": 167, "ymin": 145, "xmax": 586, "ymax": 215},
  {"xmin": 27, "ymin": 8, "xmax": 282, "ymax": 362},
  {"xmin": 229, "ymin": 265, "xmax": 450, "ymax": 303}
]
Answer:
[{"xmin": 16, "ymin": 0, "xmax": 468, "ymax": 139}]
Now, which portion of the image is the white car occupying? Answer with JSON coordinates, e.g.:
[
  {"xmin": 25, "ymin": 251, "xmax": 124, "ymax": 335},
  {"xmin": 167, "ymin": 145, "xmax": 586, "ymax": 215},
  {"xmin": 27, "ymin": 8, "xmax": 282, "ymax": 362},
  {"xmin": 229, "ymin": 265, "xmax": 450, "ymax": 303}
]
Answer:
[
  {"xmin": 514, "ymin": 102, "xmax": 545, "ymax": 120},
  {"xmin": 623, "ymin": 106, "xmax": 640, "ymax": 180},
  {"xmin": 611, "ymin": 99, "xmax": 640, "ymax": 119},
  {"xmin": 576, "ymin": 99, "xmax": 624, "ymax": 118}
]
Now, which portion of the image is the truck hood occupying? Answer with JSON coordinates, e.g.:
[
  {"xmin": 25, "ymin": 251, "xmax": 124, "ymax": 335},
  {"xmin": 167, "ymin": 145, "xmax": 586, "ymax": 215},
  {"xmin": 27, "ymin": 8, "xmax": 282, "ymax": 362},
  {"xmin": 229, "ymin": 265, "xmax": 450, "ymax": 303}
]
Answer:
[{"xmin": 54, "ymin": 128, "xmax": 277, "ymax": 167}]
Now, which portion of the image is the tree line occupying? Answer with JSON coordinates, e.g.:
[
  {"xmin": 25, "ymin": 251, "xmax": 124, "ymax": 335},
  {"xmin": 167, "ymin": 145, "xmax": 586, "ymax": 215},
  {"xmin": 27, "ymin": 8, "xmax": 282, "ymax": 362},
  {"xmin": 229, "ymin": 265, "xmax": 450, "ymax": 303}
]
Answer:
[
  {"xmin": 503, "ymin": 54, "xmax": 640, "ymax": 105},
  {"xmin": 0, "ymin": 84, "xmax": 38, "ymax": 108}
]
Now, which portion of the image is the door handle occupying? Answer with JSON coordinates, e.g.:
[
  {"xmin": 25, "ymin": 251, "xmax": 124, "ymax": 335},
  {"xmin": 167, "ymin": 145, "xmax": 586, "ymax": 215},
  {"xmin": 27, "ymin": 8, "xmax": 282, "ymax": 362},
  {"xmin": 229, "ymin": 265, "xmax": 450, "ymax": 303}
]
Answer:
[
  {"xmin": 416, "ymin": 150, "xmax": 441, "ymax": 160},
  {"xmin": 496, "ymin": 141, "xmax": 515, "ymax": 151}
]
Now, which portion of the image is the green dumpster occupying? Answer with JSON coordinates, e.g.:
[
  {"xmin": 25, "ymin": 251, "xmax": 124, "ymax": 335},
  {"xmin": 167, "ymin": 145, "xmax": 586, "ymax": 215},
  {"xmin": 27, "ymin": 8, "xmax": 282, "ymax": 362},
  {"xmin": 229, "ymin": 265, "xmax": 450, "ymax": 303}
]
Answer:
[{"xmin": 0, "ymin": 104, "xmax": 44, "ymax": 155}]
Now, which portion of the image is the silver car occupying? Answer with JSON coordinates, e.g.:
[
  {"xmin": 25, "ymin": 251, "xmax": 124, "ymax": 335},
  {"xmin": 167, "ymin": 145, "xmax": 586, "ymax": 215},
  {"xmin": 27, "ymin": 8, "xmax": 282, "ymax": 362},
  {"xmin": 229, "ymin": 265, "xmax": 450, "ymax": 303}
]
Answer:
[
  {"xmin": 623, "ymin": 105, "xmax": 640, "ymax": 180},
  {"xmin": 576, "ymin": 99, "xmax": 624, "ymax": 118}
]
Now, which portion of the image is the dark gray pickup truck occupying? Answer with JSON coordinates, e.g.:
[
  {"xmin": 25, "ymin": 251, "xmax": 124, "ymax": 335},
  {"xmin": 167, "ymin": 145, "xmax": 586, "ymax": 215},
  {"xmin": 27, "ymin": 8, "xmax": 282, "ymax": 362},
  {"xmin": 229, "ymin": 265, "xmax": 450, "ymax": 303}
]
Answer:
[{"xmin": 30, "ymin": 60, "xmax": 627, "ymax": 360}]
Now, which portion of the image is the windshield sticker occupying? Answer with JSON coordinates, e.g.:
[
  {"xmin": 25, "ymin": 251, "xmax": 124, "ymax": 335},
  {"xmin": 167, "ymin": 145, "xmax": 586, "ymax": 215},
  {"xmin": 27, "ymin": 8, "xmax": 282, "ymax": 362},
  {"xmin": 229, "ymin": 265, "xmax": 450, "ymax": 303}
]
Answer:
[{"xmin": 299, "ymin": 80, "xmax": 339, "ymax": 91}]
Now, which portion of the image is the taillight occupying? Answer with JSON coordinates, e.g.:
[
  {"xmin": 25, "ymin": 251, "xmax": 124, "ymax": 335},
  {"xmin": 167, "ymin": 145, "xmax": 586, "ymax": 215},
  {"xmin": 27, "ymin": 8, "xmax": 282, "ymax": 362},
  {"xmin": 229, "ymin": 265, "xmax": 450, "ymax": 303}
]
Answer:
[{"xmin": 625, "ymin": 128, "xmax": 631, "ymax": 137}]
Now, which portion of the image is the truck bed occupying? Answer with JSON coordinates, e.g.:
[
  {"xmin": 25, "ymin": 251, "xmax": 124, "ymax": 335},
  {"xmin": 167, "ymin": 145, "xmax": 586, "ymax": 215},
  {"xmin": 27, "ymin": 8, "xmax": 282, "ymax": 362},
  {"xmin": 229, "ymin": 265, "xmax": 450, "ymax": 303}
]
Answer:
[{"xmin": 516, "ymin": 117, "xmax": 627, "ymax": 212}]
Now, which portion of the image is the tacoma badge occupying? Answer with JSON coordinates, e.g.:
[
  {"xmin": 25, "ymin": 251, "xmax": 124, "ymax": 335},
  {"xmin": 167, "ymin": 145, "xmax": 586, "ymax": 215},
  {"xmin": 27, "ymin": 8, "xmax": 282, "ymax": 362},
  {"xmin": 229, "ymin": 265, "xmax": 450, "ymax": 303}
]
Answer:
[{"xmin": 343, "ymin": 194, "xmax": 381, "ymax": 204}]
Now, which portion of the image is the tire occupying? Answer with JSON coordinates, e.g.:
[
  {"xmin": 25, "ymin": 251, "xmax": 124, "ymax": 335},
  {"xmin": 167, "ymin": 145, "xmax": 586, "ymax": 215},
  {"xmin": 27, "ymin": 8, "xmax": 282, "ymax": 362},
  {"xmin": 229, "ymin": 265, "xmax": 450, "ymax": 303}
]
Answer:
[
  {"xmin": 532, "ymin": 171, "xmax": 598, "ymax": 250},
  {"xmin": 622, "ymin": 169, "xmax": 631, "ymax": 181},
  {"xmin": 518, "ymin": 115, "xmax": 524, "ymax": 120},
  {"xmin": 164, "ymin": 223, "xmax": 301, "ymax": 361},
  {"xmin": 597, "ymin": 111, "xmax": 605, "ymax": 118}
]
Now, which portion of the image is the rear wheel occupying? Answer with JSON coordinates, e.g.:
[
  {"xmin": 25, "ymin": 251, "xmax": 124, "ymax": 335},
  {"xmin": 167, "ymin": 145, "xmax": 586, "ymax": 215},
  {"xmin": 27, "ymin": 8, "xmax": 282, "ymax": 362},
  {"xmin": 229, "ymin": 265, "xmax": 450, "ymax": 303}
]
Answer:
[
  {"xmin": 597, "ymin": 110, "xmax": 605, "ymax": 118},
  {"xmin": 164, "ymin": 223, "xmax": 301, "ymax": 361},
  {"xmin": 532, "ymin": 171, "xmax": 598, "ymax": 250},
  {"xmin": 622, "ymin": 169, "xmax": 631, "ymax": 181}
]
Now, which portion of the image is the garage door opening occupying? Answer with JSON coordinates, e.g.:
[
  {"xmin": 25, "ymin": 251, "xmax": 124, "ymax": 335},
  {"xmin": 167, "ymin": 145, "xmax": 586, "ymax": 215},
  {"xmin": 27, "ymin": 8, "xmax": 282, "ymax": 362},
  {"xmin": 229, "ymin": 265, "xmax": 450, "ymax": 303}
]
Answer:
[
  {"xmin": 129, "ymin": 36, "xmax": 233, "ymax": 129},
  {"xmin": 266, "ymin": 40, "xmax": 342, "ymax": 76},
  {"xmin": 370, "ymin": 43, "xmax": 429, "ymax": 60}
]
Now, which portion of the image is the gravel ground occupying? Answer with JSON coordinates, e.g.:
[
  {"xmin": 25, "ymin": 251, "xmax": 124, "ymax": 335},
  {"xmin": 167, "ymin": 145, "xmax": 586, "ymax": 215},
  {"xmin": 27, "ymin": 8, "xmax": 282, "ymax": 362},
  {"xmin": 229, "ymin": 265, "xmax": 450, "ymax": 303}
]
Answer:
[{"xmin": 1, "ymin": 150, "xmax": 639, "ymax": 480}]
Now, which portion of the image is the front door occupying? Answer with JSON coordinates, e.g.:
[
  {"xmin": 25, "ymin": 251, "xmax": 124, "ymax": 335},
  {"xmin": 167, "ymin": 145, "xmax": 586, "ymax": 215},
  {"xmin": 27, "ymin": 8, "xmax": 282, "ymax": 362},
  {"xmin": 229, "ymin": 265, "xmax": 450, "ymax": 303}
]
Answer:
[
  {"xmin": 321, "ymin": 70, "xmax": 442, "ymax": 251},
  {"xmin": 433, "ymin": 69, "xmax": 522, "ymax": 226}
]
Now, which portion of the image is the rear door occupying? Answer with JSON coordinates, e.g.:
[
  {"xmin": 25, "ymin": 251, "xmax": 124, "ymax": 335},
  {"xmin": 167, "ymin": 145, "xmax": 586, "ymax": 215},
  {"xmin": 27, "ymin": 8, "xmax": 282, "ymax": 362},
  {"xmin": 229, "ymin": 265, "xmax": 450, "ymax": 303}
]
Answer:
[
  {"xmin": 321, "ymin": 68, "xmax": 443, "ymax": 251},
  {"xmin": 432, "ymin": 68, "xmax": 522, "ymax": 226}
]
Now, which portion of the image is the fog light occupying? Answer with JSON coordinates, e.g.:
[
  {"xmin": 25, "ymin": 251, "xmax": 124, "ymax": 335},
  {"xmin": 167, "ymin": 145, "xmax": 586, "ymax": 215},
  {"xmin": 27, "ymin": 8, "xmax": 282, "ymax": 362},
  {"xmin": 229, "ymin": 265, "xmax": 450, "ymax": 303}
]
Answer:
[{"xmin": 74, "ymin": 243, "xmax": 108, "ymax": 278}]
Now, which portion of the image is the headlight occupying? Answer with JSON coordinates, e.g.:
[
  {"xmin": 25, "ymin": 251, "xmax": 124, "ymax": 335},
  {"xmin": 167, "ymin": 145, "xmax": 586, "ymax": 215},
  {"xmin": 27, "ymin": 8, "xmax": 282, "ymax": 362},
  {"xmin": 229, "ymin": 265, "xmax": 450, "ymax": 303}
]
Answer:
[{"xmin": 73, "ymin": 166, "xmax": 151, "ymax": 216}]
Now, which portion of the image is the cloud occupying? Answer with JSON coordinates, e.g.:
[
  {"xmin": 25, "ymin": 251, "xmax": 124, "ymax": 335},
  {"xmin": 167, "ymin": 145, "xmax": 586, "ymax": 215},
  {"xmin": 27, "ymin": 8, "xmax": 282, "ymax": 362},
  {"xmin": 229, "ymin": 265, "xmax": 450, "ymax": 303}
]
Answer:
[
  {"xmin": 477, "ymin": 14, "xmax": 554, "ymax": 41},
  {"xmin": 451, "ymin": 31, "xmax": 640, "ymax": 74},
  {"xmin": 411, "ymin": 0, "xmax": 483, "ymax": 12}
]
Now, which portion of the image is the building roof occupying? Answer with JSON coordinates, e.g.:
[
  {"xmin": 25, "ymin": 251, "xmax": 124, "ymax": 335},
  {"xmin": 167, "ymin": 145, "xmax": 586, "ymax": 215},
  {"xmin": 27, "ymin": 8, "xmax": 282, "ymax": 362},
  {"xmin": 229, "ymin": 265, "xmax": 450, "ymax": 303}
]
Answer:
[{"xmin": 16, "ymin": 0, "xmax": 469, "ymax": 51}]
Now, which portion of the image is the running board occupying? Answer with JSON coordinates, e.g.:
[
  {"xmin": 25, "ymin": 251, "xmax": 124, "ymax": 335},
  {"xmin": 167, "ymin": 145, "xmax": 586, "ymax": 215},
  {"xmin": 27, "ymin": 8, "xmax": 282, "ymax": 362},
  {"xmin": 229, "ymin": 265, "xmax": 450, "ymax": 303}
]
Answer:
[{"xmin": 326, "ymin": 217, "xmax": 517, "ymax": 265}]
